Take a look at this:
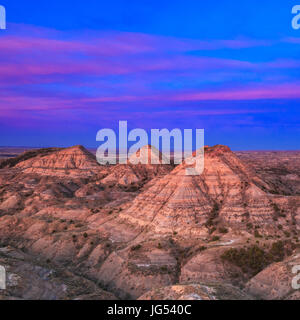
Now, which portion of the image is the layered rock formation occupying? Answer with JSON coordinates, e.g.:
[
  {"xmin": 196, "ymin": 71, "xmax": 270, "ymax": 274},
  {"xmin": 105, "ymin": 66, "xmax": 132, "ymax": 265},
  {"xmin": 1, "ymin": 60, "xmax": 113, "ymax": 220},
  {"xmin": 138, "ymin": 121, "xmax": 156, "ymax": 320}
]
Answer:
[
  {"xmin": 16, "ymin": 145, "xmax": 100, "ymax": 177},
  {"xmin": 99, "ymin": 144, "xmax": 173, "ymax": 188},
  {"xmin": 0, "ymin": 144, "xmax": 299, "ymax": 300},
  {"xmin": 246, "ymin": 252, "xmax": 300, "ymax": 300},
  {"xmin": 118, "ymin": 145, "xmax": 286, "ymax": 238},
  {"xmin": 237, "ymin": 151, "xmax": 300, "ymax": 195},
  {"xmin": 0, "ymin": 246, "xmax": 117, "ymax": 300}
]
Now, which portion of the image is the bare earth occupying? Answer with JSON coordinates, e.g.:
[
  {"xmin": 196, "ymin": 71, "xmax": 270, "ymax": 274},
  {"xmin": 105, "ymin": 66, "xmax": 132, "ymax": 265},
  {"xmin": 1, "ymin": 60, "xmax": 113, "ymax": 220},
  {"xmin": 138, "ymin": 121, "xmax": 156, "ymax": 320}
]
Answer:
[{"xmin": 0, "ymin": 145, "xmax": 299, "ymax": 300}]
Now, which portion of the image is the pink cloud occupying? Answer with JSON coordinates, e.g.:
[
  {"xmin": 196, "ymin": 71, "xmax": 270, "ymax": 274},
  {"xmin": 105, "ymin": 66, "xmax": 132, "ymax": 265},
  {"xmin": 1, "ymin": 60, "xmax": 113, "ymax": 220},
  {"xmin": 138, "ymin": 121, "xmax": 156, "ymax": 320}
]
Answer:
[
  {"xmin": 1, "ymin": 83, "xmax": 299, "ymax": 119},
  {"xmin": 170, "ymin": 84, "xmax": 300, "ymax": 101},
  {"xmin": 0, "ymin": 25, "xmax": 295, "ymax": 87},
  {"xmin": 75, "ymin": 83, "xmax": 300, "ymax": 103},
  {"xmin": 2, "ymin": 24, "xmax": 272, "ymax": 56},
  {"xmin": 0, "ymin": 35, "xmax": 153, "ymax": 56},
  {"xmin": 0, "ymin": 51, "xmax": 257, "ymax": 86},
  {"xmin": 0, "ymin": 23, "xmax": 299, "ymax": 124}
]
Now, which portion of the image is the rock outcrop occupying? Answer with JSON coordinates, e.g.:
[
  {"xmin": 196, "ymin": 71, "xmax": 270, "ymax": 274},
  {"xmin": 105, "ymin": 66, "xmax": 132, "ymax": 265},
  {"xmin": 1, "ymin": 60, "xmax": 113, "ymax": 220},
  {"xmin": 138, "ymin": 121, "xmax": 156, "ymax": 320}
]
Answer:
[
  {"xmin": 246, "ymin": 251, "xmax": 300, "ymax": 300},
  {"xmin": 99, "ymin": 145, "xmax": 173, "ymax": 188},
  {"xmin": 138, "ymin": 283, "xmax": 253, "ymax": 300},
  {"xmin": 118, "ymin": 145, "xmax": 282, "ymax": 238},
  {"xmin": 16, "ymin": 145, "xmax": 100, "ymax": 177},
  {"xmin": 0, "ymin": 144, "xmax": 299, "ymax": 300}
]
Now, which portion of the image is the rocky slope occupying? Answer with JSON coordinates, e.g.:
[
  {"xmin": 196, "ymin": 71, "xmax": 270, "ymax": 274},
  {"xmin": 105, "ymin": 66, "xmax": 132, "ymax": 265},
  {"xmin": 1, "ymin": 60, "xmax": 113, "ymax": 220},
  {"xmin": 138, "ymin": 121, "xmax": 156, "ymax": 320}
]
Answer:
[
  {"xmin": 0, "ymin": 246, "xmax": 116, "ymax": 300},
  {"xmin": 0, "ymin": 144, "xmax": 299, "ymax": 300},
  {"xmin": 237, "ymin": 151, "xmax": 300, "ymax": 195},
  {"xmin": 99, "ymin": 145, "xmax": 173, "ymax": 189},
  {"xmin": 138, "ymin": 283, "xmax": 253, "ymax": 300},
  {"xmin": 15, "ymin": 145, "xmax": 101, "ymax": 177},
  {"xmin": 246, "ymin": 251, "xmax": 300, "ymax": 300},
  {"xmin": 117, "ymin": 145, "xmax": 294, "ymax": 238}
]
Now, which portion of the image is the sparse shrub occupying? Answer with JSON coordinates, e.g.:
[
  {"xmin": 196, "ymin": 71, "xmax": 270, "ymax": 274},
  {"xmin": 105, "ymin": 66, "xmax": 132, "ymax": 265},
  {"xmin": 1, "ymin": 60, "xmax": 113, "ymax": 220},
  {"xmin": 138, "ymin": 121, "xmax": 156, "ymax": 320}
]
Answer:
[
  {"xmin": 247, "ymin": 223, "xmax": 253, "ymax": 229},
  {"xmin": 254, "ymin": 230, "xmax": 262, "ymax": 238},
  {"xmin": 76, "ymin": 223, "xmax": 83, "ymax": 228},
  {"xmin": 160, "ymin": 266, "xmax": 168, "ymax": 272},
  {"xmin": 212, "ymin": 203, "xmax": 219, "ymax": 212},
  {"xmin": 280, "ymin": 213, "xmax": 286, "ymax": 218},
  {"xmin": 83, "ymin": 232, "xmax": 88, "ymax": 238},
  {"xmin": 211, "ymin": 236, "xmax": 220, "ymax": 242},
  {"xmin": 131, "ymin": 244, "xmax": 142, "ymax": 251},
  {"xmin": 284, "ymin": 231, "xmax": 291, "ymax": 238},
  {"xmin": 278, "ymin": 224, "xmax": 283, "ymax": 230},
  {"xmin": 269, "ymin": 241, "xmax": 285, "ymax": 262},
  {"xmin": 205, "ymin": 218, "xmax": 214, "ymax": 228},
  {"xmin": 221, "ymin": 245, "xmax": 270, "ymax": 276},
  {"xmin": 209, "ymin": 227, "xmax": 216, "ymax": 234},
  {"xmin": 169, "ymin": 238, "xmax": 175, "ymax": 245},
  {"xmin": 244, "ymin": 212, "xmax": 250, "ymax": 218},
  {"xmin": 206, "ymin": 203, "xmax": 220, "ymax": 227},
  {"xmin": 219, "ymin": 227, "xmax": 228, "ymax": 234},
  {"xmin": 272, "ymin": 203, "xmax": 280, "ymax": 214},
  {"xmin": 222, "ymin": 241, "xmax": 291, "ymax": 277}
]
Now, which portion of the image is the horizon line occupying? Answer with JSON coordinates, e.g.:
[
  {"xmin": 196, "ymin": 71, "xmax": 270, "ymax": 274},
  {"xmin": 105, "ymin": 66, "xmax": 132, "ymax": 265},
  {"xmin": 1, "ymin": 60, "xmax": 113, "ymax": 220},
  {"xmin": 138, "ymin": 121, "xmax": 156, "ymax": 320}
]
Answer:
[{"xmin": 0, "ymin": 145, "xmax": 299, "ymax": 152}]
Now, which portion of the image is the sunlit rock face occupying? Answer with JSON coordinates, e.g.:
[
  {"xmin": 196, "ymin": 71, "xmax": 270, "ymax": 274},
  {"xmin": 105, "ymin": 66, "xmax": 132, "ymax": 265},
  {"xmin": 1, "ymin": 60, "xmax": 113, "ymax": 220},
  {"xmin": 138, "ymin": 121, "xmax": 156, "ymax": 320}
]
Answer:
[
  {"xmin": 99, "ymin": 144, "xmax": 173, "ymax": 188},
  {"xmin": 118, "ymin": 145, "xmax": 281, "ymax": 237},
  {"xmin": 0, "ymin": 144, "xmax": 299, "ymax": 300},
  {"xmin": 16, "ymin": 145, "xmax": 101, "ymax": 177},
  {"xmin": 245, "ymin": 252, "xmax": 300, "ymax": 300},
  {"xmin": 138, "ymin": 283, "xmax": 253, "ymax": 300}
]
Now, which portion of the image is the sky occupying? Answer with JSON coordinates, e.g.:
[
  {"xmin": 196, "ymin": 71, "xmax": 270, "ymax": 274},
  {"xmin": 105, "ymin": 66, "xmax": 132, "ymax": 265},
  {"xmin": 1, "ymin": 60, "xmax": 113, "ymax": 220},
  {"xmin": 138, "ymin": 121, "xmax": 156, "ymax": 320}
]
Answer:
[{"xmin": 0, "ymin": 0, "xmax": 299, "ymax": 150}]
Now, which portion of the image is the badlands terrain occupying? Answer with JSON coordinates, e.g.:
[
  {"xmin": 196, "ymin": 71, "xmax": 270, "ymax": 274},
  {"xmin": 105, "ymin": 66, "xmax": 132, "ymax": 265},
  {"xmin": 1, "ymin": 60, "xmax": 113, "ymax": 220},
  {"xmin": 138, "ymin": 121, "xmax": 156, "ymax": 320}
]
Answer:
[{"xmin": 0, "ymin": 145, "xmax": 299, "ymax": 300}]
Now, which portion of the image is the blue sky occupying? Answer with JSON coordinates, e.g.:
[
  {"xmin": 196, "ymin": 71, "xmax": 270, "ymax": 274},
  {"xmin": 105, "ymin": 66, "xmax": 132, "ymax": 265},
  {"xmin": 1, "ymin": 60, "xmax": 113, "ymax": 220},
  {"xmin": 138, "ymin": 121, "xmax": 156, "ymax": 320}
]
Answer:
[{"xmin": 0, "ymin": 0, "xmax": 299, "ymax": 150}]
